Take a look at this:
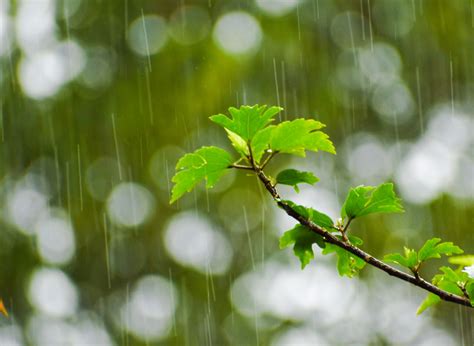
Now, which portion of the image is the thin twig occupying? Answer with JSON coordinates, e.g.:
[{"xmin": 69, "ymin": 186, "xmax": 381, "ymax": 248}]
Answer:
[
  {"xmin": 253, "ymin": 168, "xmax": 472, "ymax": 308},
  {"xmin": 247, "ymin": 142, "xmax": 257, "ymax": 170},
  {"xmin": 339, "ymin": 216, "xmax": 353, "ymax": 242},
  {"xmin": 342, "ymin": 216, "xmax": 353, "ymax": 234},
  {"xmin": 260, "ymin": 151, "xmax": 278, "ymax": 170}
]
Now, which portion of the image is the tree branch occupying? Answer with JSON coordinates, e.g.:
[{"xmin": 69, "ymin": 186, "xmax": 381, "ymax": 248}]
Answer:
[
  {"xmin": 342, "ymin": 216, "xmax": 353, "ymax": 235},
  {"xmin": 253, "ymin": 168, "xmax": 472, "ymax": 308}
]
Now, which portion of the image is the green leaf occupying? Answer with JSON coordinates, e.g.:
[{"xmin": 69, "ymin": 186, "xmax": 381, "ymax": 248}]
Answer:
[
  {"xmin": 170, "ymin": 146, "xmax": 233, "ymax": 203},
  {"xmin": 283, "ymin": 200, "xmax": 335, "ymax": 230},
  {"xmin": 341, "ymin": 186, "xmax": 373, "ymax": 219},
  {"xmin": 225, "ymin": 129, "xmax": 249, "ymax": 157},
  {"xmin": 430, "ymin": 266, "xmax": 466, "ymax": 297},
  {"xmin": 276, "ymin": 169, "xmax": 319, "ymax": 192},
  {"xmin": 418, "ymin": 238, "xmax": 463, "ymax": 262},
  {"xmin": 449, "ymin": 255, "xmax": 474, "ymax": 266},
  {"xmin": 323, "ymin": 236, "xmax": 366, "ymax": 277},
  {"xmin": 384, "ymin": 247, "xmax": 418, "ymax": 270},
  {"xmin": 405, "ymin": 248, "xmax": 419, "ymax": 268},
  {"xmin": 250, "ymin": 118, "xmax": 335, "ymax": 163},
  {"xmin": 384, "ymin": 253, "xmax": 410, "ymax": 268},
  {"xmin": 437, "ymin": 280, "xmax": 464, "ymax": 296},
  {"xmin": 347, "ymin": 235, "xmax": 364, "ymax": 247},
  {"xmin": 417, "ymin": 293, "xmax": 441, "ymax": 315},
  {"xmin": 309, "ymin": 209, "xmax": 336, "ymax": 231},
  {"xmin": 385, "ymin": 239, "xmax": 464, "ymax": 273},
  {"xmin": 281, "ymin": 200, "xmax": 311, "ymax": 218},
  {"xmin": 434, "ymin": 267, "xmax": 470, "ymax": 286},
  {"xmin": 466, "ymin": 281, "xmax": 474, "ymax": 306},
  {"xmin": 279, "ymin": 224, "xmax": 325, "ymax": 269},
  {"xmin": 341, "ymin": 183, "xmax": 404, "ymax": 219},
  {"xmin": 251, "ymin": 126, "xmax": 275, "ymax": 163},
  {"xmin": 270, "ymin": 119, "xmax": 336, "ymax": 156},
  {"xmin": 210, "ymin": 105, "xmax": 282, "ymax": 141},
  {"xmin": 439, "ymin": 266, "xmax": 468, "ymax": 283}
]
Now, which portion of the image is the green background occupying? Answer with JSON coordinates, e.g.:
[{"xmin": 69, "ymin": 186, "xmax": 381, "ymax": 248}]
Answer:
[{"xmin": 1, "ymin": 0, "xmax": 473, "ymax": 344}]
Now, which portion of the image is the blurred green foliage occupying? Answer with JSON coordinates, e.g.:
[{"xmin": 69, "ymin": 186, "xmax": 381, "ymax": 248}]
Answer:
[{"xmin": 1, "ymin": 0, "xmax": 473, "ymax": 344}]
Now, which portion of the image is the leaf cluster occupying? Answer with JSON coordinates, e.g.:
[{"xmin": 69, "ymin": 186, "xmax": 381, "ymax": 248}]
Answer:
[
  {"xmin": 341, "ymin": 183, "xmax": 404, "ymax": 220},
  {"xmin": 384, "ymin": 238, "xmax": 463, "ymax": 273},
  {"xmin": 170, "ymin": 105, "xmax": 335, "ymax": 203},
  {"xmin": 417, "ymin": 267, "xmax": 474, "ymax": 314},
  {"xmin": 169, "ymin": 104, "xmax": 473, "ymax": 314},
  {"xmin": 384, "ymin": 238, "xmax": 471, "ymax": 313}
]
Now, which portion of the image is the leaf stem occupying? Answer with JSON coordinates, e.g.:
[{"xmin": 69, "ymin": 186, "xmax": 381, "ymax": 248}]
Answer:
[
  {"xmin": 229, "ymin": 164, "xmax": 254, "ymax": 171},
  {"xmin": 260, "ymin": 151, "xmax": 278, "ymax": 170},
  {"xmin": 247, "ymin": 141, "xmax": 257, "ymax": 171},
  {"xmin": 340, "ymin": 216, "xmax": 353, "ymax": 242},
  {"xmin": 342, "ymin": 217, "xmax": 353, "ymax": 234}
]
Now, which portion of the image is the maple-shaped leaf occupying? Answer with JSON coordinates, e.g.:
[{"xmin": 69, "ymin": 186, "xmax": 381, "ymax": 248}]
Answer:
[
  {"xmin": 251, "ymin": 118, "xmax": 335, "ymax": 163},
  {"xmin": 251, "ymin": 126, "xmax": 274, "ymax": 163},
  {"xmin": 170, "ymin": 146, "xmax": 233, "ymax": 203},
  {"xmin": 322, "ymin": 236, "xmax": 366, "ymax": 277},
  {"xmin": 283, "ymin": 200, "xmax": 335, "ymax": 231},
  {"xmin": 280, "ymin": 224, "xmax": 326, "ymax": 269},
  {"xmin": 417, "ymin": 293, "xmax": 440, "ymax": 315},
  {"xmin": 210, "ymin": 105, "xmax": 282, "ymax": 141},
  {"xmin": 418, "ymin": 238, "xmax": 463, "ymax": 262},
  {"xmin": 341, "ymin": 183, "xmax": 404, "ymax": 219},
  {"xmin": 225, "ymin": 129, "xmax": 249, "ymax": 157},
  {"xmin": 276, "ymin": 169, "xmax": 319, "ymax": 192},
  {"xmin": 384, "ymin": 247, "xmax": 418, "ymax": 270},
  {"xmin": 270, "ymin": 119, "xmax": 336, "ymax": 156},
  {"xmin": 432, "ymin": 267, "xmax": 465, "ymax": 296}
]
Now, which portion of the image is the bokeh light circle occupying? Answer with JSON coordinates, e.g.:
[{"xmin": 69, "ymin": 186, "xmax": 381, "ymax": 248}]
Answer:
[
  {"xmin": 371, "ymin": 81, "xmax": 415, "ymax": 124},
  {"xmin": 127, "ymin": 15, "xmax": 168, "ymax": 56},
  {"xmin": 35, "ymin": 208, "xmax": 76, "ymax": 266},
  {"xmin": 359, "ymin": 43, "xmax": 402, "ymax": 86},
  {"xmin": 213, "ymin": 11, "xmax": 262, "ymax": 56},
  {"xmin": 106, "ymin": 182, "xmax": 155, "ymax": 228},
  {"xmin": 18, "ymin": 40, "xmax": 85, "ymax": 99},
  {"xmin": 164, "ymin": 212, "xmax": 233, "ymax": 275},
  {"xmin": 28, "ymin": 267, "xmax": 78, "ymax": 318},
  {"xmin": 122, "ymin": 275, "xmax": 178, "ymax": 341},
  {"xmin": 7, "ymin": 187, "xmax": 48, "ymax": 234}
]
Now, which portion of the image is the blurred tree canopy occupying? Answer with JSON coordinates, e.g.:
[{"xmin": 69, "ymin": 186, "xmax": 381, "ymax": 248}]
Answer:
[{"xmin": 0, "ymin": 0, "xmax": 473, "ymax": 344}]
